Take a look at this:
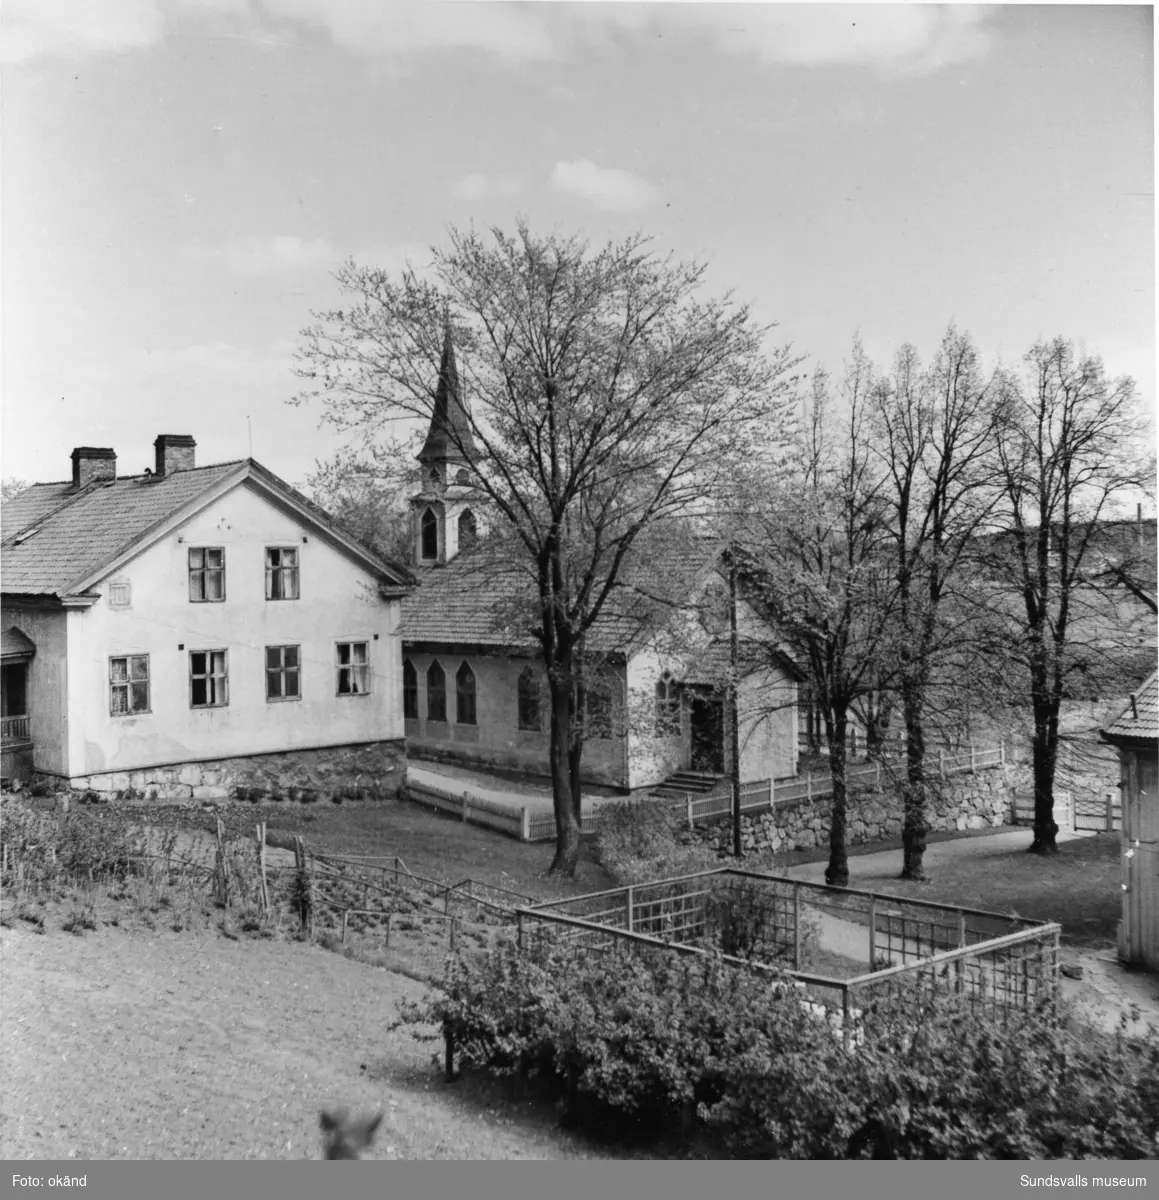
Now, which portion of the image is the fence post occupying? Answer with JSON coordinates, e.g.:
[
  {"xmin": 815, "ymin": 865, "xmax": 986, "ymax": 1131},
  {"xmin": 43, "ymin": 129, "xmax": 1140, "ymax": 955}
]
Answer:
[
  {"xmin": 1000, "ymin": 741, "xmax": 1006, "ymax": 767},
  {"xmin": 517, "ymin": 910, "xmax": 524, "ymax": 950},
  {"xmin": 341, "ymin": 909, "xmax": 349, "ymax": 944},
  {"xmin": 686, "ymin": 793, "xmax": 694, "ymax": 831},
  {"xmin": 842, "ymin": 989, "xmax": 852, "ymax": 1053},
  {"xmin": 626, "ymin": 886, "xmax": 635, "ymax": 933},
  {"xmin": 938, "ymin": 749, "xmax": 946, "ymax": 779},
  {"xmin": 793, "ymin": 884, "xmax": 802, "ymax": 970},
  {"xmin": 868, "ymin": 897, "xmax": 877, "ymax": 970},
  {"xmin": 385, "ymin": 911, "xmax": 392, "ymax": 948},
  {"xmin": 806, "ymin": 773, "xmax": 812, "ymax": 802},
  {"xmin": 969, "ymin": 740, "xmax": 976, "ymax": 773},
  {"xmin": 521, "ymin": 807, "xmax": 530, "ymax": 842},
  {"xmin": 1070, "ymin": 789, "xmax": 1076, "ymax": 831},
  {"xmin": 876, "ymin": 760, "xmax": 882, "ymax": 792},
  {"xmin": 255, "ymin": 822, "xmax": 269, "ymax": 917}
]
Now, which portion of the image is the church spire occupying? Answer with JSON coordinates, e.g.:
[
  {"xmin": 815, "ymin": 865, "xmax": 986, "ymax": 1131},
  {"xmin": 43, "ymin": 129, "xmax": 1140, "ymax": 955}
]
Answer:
[{"xmin": 418, "ymin": 320, "xmax": 477, "ymax": 468}]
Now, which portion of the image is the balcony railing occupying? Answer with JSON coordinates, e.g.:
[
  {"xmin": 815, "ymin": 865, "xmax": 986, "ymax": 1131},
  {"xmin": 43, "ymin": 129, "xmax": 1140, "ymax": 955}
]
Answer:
[{"xmin": 1, "ymin": 715, "xmax": 30, "ymax": 742}]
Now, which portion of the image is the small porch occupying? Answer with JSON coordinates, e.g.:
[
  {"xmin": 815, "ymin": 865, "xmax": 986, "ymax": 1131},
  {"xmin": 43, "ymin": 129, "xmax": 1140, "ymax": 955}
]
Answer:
[{"xmin": 2, "ymin": 627, "xmax": 35, "ymax": 782}]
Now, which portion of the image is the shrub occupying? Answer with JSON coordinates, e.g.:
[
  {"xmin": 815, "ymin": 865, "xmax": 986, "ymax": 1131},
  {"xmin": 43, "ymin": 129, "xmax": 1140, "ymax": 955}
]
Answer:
[
  {"xmin": 396, "ymin": 935, "xmax": 1159, "ymax": 1158},
  {"xmin": 596, "ymin": 799, "xmax": 716, "ymax": 885}
]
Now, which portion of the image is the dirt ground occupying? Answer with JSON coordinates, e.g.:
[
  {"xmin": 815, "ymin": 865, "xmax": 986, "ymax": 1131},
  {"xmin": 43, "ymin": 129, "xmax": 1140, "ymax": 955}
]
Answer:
[{"xmin": 0, "ymin": 923, "xmax": 593, "ymax": 1161}]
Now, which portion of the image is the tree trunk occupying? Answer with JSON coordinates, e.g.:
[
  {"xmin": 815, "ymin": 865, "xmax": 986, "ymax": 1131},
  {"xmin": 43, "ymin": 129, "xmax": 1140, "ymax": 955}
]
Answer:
[
  {"xmin": 825, "ymin": 713, "xmax": 850, "ymax": 887},
  {"xmin": 898, "ymin": 684, "xmax": 928, "ymax": 881},
  {"xmin": 1027, "ymin": 698, "xmax": 1060, "ymax": 856},
  {"xmin": 548, "ymin": 673, "xmax": 582, "ymax": 876}
]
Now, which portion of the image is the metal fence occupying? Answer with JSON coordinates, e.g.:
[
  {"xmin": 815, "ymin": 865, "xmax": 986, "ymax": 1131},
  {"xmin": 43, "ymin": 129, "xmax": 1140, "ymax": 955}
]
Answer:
[{"xmin": 517, "ymin": 866, "xmax": 1060, "ymax": 1036}]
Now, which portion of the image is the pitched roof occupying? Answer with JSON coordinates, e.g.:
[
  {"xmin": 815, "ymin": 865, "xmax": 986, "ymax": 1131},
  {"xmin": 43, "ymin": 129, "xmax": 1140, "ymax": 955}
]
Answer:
[
  {"xmin": 1100, "ymin": 672, "xmax": 1159, "ymax": 747},
  {"xmin": 399, "ymin": 533, "xmax": 767, "ymax": 658},
  {"xmin": 1, "ymin": 627, "xmax": 36, "ymax": 658},
  {"xmin": 1, "ymin": 459, "xmax": 413, "ymax": 599}
]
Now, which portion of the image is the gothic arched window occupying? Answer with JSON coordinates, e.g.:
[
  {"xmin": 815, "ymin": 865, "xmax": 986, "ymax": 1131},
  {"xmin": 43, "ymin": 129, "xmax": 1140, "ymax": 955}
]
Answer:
[
  {"xmin": 427, "ymin": 660, "xmax": 446, "ymax": 722},
  {"xmin": 655, "ymin": 672, "xmax": 680, "ymax": 737},
  {"xmin": 455, "ymin": 661, "xmax": 477, "ymax": 725},
  {"xmin": 517, "ymin": 666, "xmax": 541, "ymax": 732},
  {"xmin": 402, "ymin": 658, "xmax": 418, "ymax": 720},
  {"xmin": 421, "ymin": 507, "xmax": 438, "ymax": 561},
  {"xmin": 458, "ymin": 509, "xmax": 477, "ymax": 550}
]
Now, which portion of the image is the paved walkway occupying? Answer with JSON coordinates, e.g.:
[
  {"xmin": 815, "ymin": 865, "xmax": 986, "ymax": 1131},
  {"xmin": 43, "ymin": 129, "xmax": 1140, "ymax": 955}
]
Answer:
[{"xmin": 781, "ymin": 828, "xmax": 1158, "ymax": 1036}]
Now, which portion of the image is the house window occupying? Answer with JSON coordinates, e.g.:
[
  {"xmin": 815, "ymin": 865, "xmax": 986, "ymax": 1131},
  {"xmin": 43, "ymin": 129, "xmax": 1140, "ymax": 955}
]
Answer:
[
  {"xmin": 403, "ymin": 659, "xmax": 418, "ymax": 720},
  {"xmin": 455, "ymin": 468, "xmax": 471, "ymax": 485},
  {"xmin": 109, "ymin": 655, "xmax": 150, "ymax": 716},
  {"xmin": 189, "ymin": 548, "xmax": 225, "ymax": 602},
  {"xmin": 265, "ymin": 547, "xmax": 299, "ymax": 600},
  {"xmin": 517, "ymin": 666, "xmax": 541, "ymax": 732},
  {"xmin": 336, "ymin": 642, "xmax": 370, "ymax": 696},
  {"xmin": 587, "ymin": 682, "xmax": 613, "ymax": 739},
  {"xmin": 656, "ymin": 672, "xmax": 680, "ymax": 736},
  {"xmin": 426, "ymin": 660, "xmax": 446, "ymax": 721},
  {"xmin": 456, "ymin": 661, "xmax": 477, "ymax": 725},
  {"xmin": 458, "ymin": 509, "xmax": 477, "ymax": 551},
  {"xmin": 190, "ymin": 650, "xmax": 228, "ymax": 708},
  {"xmin": 265, "ymin": 645, "xmax": 301, "ymax": 701},
  {"xmin": 421, "ymin": 508, "xmax": 438, "ymax": 560},
  {"xmin": 109, "ymin": 580, "xmax": 131, "ymax": 608}
]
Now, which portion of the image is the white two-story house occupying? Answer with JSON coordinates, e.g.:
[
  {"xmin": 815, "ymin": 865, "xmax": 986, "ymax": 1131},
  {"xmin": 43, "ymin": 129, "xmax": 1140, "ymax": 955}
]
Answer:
[{"xmin": 1, "ymin": 435, "xmax": 413, "ymax": 802}]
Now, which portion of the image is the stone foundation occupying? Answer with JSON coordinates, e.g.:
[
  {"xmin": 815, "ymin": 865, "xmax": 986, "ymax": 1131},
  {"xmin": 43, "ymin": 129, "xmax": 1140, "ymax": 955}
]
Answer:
[
  {"xmin": 698, "ymin": 762, "xmax": 1032, "ymax": 856},
  {"xmin": 59, "ymin": 740, "xmax": 407, "ymax": 805}
]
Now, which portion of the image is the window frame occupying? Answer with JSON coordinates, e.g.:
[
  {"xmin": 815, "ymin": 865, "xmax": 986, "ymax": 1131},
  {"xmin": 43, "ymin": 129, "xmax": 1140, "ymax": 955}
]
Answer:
[
  {"xmin": 517, "ymin": 666, "xmax": 541, "ymax": 732},
  {"xmin": 335, "ymin": 640, "xmax": 370, "ymax": 697},
  {"xmin": 402, "ymin": 658, "xmax": 418, "ymax": 720},
  {"xmin": 455, "ymin": 660, "xmax": 477, "ymax": 726},
  {"xmin": 109, "ymin": 654, "xmax": 150, "ymax": 717},
  {"xmin": 265, "ymin": 546, "xmax": 300, "ymax": 601},
  {"xmin": 655, "ymin": 672, "xmax": 681, "ymax": 737},
  {"xmin": 189, "ymin": 648, "xmax": 229, "ymax": 709},
  {"xmin": 265, "ymin": 644, "xmax": 301, "ymax": 703},
  {"xmin": 188, "ymin": 546, "xmax": 226, "ymax": 603},
  {"xmin": 426, "ymin": 659, "xmax": 447, "ymax": 722}
]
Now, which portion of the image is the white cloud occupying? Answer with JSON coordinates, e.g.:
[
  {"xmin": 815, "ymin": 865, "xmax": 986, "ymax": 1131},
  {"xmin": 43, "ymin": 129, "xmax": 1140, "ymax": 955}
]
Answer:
[
  {"xmin": 1, "ymin": 0, "xmax": 997, "ymax": 75},
  {"xmin": 184, "ymin": 234, "xmax": 339, "ymax": 278},
  {"xmin": 452, "ymin": 172, "xmax": 525, "ymax": 202},
  {"xmin": 550, "ymin": 159, "xmax": 660, "ymax": 213},
  {"xmin": 1, "ymin": 0, "xmax": 162, "ymax": 63}
]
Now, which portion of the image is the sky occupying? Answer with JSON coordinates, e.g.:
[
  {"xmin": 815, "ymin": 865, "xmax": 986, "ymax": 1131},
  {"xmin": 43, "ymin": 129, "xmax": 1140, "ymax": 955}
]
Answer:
[{"xmin": 2, "ymin": 2, "xmax": 1154, "ymax": 497}]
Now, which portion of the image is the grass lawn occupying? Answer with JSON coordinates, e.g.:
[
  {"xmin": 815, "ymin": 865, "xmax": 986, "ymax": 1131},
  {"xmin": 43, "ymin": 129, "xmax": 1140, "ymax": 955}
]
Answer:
[{"xmin": 825, "ymin": 834, "xmax": 1123, "ymax": 949}]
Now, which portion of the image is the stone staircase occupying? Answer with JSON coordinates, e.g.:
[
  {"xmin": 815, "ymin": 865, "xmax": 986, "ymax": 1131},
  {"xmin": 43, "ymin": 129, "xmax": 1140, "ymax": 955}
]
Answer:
[{"xmin": 649, "ymin": 770, "xmax": 727, "ymax": 801}]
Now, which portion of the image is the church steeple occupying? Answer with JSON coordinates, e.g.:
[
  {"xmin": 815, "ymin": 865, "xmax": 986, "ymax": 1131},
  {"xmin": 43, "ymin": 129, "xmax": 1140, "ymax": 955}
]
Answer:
[
  {"xmin": 418, "ymin": 321, "xmax": 477, "ymax": 471},
  {"xmin": 410, "ymin": 320, "xmax": 485, "ymax": 568}
]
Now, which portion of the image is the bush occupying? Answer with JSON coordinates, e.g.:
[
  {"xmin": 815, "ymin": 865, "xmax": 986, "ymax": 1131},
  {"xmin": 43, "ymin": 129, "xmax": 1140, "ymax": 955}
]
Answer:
[
  {"xmin": 396, "ymin": 936, "xmax": 1159, "ymax": 1158},
  {"xmin": 596, "ymin": 799, "xmax": 716, "ymax": 885}
]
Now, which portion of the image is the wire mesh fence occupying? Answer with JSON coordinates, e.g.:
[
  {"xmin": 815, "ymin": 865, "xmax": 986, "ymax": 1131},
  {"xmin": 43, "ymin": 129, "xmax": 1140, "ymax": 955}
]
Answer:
[{"xmin": 518, "ymin": 866, "xmax": 1061, "ymax": 1037}]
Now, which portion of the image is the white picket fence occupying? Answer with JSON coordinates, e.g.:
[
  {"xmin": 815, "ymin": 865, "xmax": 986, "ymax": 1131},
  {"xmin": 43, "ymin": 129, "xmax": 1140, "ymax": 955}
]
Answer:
[{"xmin": 407, "ymin": 743, "xmax": 1012, "ymax": 844}]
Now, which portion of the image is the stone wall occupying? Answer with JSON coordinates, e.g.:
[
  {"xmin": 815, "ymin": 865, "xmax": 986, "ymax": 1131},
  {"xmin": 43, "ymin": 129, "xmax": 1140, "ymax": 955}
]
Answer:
[
  {"xmin": 697, "ymin": 761, "xmax": 1032, "ymax": 856},
  {"xmin": 57, "ymin": 739, "xmax": 406, "ymax": 804}
]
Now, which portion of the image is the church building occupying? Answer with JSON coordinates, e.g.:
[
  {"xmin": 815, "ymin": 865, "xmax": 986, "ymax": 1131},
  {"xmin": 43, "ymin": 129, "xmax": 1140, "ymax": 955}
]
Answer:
[{"xmin": 397, "ymin": 329, "xmax": 800, "ymax": 794}]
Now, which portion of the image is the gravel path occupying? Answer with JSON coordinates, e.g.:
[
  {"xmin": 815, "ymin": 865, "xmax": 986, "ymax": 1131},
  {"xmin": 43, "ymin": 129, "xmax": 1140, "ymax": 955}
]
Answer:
[{"xmin": 0, "ymin": 925, "xmax": 588, "ymax": 1160}]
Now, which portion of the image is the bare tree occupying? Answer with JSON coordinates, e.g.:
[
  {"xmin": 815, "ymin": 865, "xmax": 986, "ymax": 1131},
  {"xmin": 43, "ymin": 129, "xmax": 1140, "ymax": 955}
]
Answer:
[
  {"xmin": 869, "ymin": 326, "xmax": 1002, "ymax": 880},
  {"xmin": 987, "ymin": 337, "xmax": 1147, "ymax": 855},
  {"xmin": 1, "ymin": 478, "xmax": 30, "ymax": 501},
  {"xmin": 294, "ymin": 222, "xmax": 800, "ymax": 875},
  {"xmin": 739, "ymin": 350, "xmax": 900, "ymax": 886},
  {"xmin": 305, "ymin": 449, "xmax": 417, "ymax": 565}
]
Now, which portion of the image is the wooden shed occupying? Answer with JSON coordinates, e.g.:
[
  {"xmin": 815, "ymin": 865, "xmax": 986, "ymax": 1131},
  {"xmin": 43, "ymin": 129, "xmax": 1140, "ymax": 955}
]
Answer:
[{"xmin": 1099, "ymin": 671, "xmax": 1159, "ymax": 971}]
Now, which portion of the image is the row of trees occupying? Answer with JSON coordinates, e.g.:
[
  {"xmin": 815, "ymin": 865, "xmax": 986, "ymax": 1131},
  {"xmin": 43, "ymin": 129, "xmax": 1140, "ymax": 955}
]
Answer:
[
  {"xmin": 737, "ymin": 330, "xmax": 1149, "ymax": 884},
  {"xmin": 293, "ymin": 222, "xmax": 1152, "ymax": 880}
]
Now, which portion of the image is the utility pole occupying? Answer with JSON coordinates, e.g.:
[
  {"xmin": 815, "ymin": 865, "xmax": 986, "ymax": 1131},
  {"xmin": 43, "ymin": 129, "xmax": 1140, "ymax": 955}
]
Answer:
[{"xmin": 729, "ymin": 546, "xmax": 743, "ymax": 858}]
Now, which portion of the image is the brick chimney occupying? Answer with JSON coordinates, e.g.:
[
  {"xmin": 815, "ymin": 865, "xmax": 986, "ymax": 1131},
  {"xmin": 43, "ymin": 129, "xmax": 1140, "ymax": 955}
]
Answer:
[
  {"xmin": 154, "ymin": 434, "xmax": 196, "ymax": 477},
  {"xmin": 70, "ymin": 447, "xmax": 116, "ymax": 488}
]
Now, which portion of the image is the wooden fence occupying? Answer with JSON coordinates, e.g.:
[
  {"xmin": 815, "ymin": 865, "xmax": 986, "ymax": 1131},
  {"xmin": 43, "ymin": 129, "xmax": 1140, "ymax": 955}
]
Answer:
[{"xmin": 407, "ymin": 741, "xmax": 1016, "ymax": 845}]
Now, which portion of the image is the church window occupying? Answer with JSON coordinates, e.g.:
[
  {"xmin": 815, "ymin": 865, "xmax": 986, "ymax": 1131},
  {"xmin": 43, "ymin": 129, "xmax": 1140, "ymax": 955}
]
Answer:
[
  {"xmin": 458, "ymin": 509, "xmax": 477, "ymax": 551},
  {"xmin": 421, "ymin": 507, "xmax": 438, "ymax": 560},
  {"xmin": 403, "ymin": 659, "xmax": 418, "ymax": 720},
  {"xmin": 427, "ymin": 660, "xmax": 447, "ymax": 722},
  {"xmin": 455, "ymin": 661, "xmax": 477, "ymax": 725}
]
